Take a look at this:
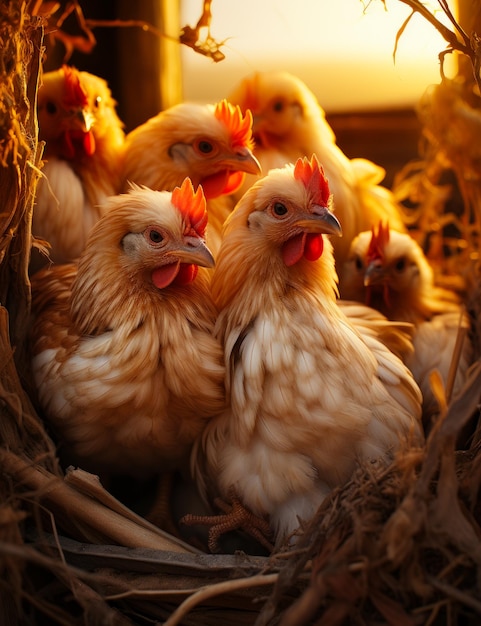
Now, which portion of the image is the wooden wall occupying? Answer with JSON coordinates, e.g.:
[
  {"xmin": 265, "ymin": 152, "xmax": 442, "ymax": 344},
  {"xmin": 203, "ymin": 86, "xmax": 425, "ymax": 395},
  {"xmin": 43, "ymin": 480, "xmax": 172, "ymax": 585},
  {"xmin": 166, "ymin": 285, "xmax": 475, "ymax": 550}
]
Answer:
[{"xmin": 328, "ymin": 108, "xmax": 422, "ymax": 189}]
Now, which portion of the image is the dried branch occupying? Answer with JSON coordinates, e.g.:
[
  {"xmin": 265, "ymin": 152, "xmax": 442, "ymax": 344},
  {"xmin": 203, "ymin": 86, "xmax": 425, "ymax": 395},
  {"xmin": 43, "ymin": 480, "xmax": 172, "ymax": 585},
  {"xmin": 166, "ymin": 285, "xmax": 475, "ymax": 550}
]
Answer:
[
  {"xmin": 179, "ymin": 0, "xmax": 227, "ymax": 62},
  {"xmin": 388, "ymin": 0, "xmax": 481, "ymax": 92},
  {"xmin": 31, "ymin": 0, "xmax": 227, "ymax": 63}
]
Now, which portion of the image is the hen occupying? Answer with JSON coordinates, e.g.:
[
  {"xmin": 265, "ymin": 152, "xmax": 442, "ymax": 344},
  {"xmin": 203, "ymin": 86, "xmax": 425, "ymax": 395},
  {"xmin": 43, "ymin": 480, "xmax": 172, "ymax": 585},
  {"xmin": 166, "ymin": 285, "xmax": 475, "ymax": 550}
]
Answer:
[
  {"xmin": 189, "ymin": 156, "xmax": 423, "ymax": 549},
  {"xmin": 227, "ymin": 70, "xmax": 407, "ymax": 269},
  {"xmin": 341, "ymin": 221, "xmax": 473, "ymax": 426},
  {"xmin": 33, "ymin": 65, "xmax": 125, "ymax": 268},
  {"xmin": 29, "ymin": 180, "xmax": 225, "ymax": 481},
  {"xmin": 120, "ymin": 99, "xmax": 261, "ymax": 255}
]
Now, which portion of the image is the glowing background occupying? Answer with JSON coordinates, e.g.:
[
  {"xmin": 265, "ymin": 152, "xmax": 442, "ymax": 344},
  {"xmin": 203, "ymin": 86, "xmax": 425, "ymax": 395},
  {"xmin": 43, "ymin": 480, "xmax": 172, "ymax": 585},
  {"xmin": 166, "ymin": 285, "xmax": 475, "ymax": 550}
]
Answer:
[{"xmin": 179, "ymin": 0, "xmax": 456, "ymax": 111}]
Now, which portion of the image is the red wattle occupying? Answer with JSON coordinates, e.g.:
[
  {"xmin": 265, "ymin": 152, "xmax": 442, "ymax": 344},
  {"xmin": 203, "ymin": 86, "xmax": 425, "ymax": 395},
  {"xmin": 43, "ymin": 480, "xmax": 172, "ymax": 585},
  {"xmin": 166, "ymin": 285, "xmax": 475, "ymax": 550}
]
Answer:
[
  {"xmin": 151, "ymin": 263, "xmax": 198, "ymax": 289},
  {"xmin": 222, "ymin": 171, "xmax": 244, "ymax": 195},
  {"xmin": 82, "ymin": 130, "xmax": 96, "ymax": 156},
  {"xmin": 174, "ymin": 264, "xmax": 198, "ymax": 285},
  {"xmin": 200, "ymin": 170, "xmax": 244, "ymax": 199},
  {"xmin": 60, "ymin": 130, "xmax": 96, "ymax": 160},
  {"xmin": 304, "ymin": 233, "xmax": 324, "ymax": 261},
  {"xmin": 282, "ymin": 233, "xmax": 324, "ymax": 266}
]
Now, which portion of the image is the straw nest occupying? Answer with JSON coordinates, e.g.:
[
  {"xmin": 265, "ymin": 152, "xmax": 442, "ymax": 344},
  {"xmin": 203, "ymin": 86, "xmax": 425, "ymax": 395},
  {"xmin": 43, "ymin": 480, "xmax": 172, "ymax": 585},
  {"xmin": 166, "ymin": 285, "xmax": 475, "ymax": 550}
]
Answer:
[{"xmin": 2, "ymin": 3, "xmax": 481, "ymax": 625}]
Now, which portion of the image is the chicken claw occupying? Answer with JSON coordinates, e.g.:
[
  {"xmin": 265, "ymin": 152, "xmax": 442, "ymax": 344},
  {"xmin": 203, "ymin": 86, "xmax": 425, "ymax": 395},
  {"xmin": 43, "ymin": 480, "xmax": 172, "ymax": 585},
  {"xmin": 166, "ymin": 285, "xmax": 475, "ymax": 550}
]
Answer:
[{"xmin": 181, "ymin": 494, "xmax": 274, "ymax": 554}]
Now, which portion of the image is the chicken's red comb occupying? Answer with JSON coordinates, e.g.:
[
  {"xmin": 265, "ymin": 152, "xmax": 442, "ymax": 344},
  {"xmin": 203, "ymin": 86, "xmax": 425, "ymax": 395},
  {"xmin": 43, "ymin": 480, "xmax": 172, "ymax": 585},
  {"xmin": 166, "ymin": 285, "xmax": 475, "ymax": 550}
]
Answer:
[
  {"xmin": 62, "ymin": 65, "xmax": 88, "ymax": 109},
  {"xmin": 294, "ymin": 155, "xmax": 330, "ymax": 206},
  {"xmin": 214, "ymin": 99, "xmax": 254, "ymax": 149},
  {"xmin": 367, "ymin": 220, "xmax": 390, "ymax": 263},
  {"xmin": 172, "ymin": 178, "xmax": 208, "ymax": 238}
]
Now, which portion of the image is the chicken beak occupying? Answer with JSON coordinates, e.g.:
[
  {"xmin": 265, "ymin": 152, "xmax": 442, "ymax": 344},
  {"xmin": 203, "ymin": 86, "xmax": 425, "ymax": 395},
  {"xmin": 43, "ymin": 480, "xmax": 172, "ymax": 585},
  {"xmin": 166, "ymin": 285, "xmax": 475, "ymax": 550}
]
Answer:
[
  {"xmin": 174, "ymin": 236, "xmax": 215, "ymax": 269},
  {"xmin": 364, "ymin": 260, "xmax": 386, "ymax": 286},
  {"xmin": 220, "ymin": 147, "xmax": 262, "ymax": 175},
  {"xmin": 296, "ymin": 205, "xmax": 343, "ymax": 237},
  {"xmin": 69, "ymin": 107, "xmax": 95, "ymax": 133}
]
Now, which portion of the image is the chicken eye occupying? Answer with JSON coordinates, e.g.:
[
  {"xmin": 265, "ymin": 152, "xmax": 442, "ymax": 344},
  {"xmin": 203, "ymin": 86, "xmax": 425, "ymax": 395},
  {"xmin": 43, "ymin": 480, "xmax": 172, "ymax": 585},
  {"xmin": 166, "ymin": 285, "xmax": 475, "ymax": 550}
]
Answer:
[
  {"xmin": 94, "ymin": 96, "xmax": 102, "ymax": 108},
  {"xmin": 273, "ymin": 202, "xmax": 288, "ymax": 217},
  {"xmin": 197, "ymin": 140, "xmax": 214, "ymax": 154},
  {"xmin": 45, "ymin": 101, "xmax": 57, "ymax": 115},
  {"xmin": 395, "ymin": 257, "xmax": 406, "ymax": 272},
  {"xmin": 355, "ymin": 256, "xmax": 363, "ymax": 271},
  {"xmin": 272, "ymin": 100, "xmax": 284, "ymax": 113},
  {"xmin": 144, "ymin": 227, "xmax": 164, "ymax": 245}
]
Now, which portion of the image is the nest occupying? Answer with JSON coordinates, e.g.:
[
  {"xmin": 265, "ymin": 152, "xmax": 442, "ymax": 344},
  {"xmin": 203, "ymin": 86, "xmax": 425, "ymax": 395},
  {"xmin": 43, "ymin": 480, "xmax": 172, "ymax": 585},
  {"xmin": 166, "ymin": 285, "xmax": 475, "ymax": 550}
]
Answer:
[{"xmin": 2, "ymin": 3, "xmax": 481, "ymax": 625}]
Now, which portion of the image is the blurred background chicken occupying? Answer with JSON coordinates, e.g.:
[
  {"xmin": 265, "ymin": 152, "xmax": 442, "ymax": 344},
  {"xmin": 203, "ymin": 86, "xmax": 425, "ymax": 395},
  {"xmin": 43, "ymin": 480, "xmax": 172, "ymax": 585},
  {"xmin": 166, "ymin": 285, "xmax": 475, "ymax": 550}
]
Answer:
[
  {"xmin": 188, "ymin": 156, "xmax": 423, "ymax": 550},
  {"xmin": 33, "ymin": 65, "xmax": 125, "ymax": 270},
  {"xmin": 29, "ymin": 181, "xmax": 225, "ymax": 506},
  {"xmin": 120, "ymin": 99, "xmax": 261, "ymax": 255},
  {"xmin": 227, "ymin": 70, "xmax": 408, "ymax": 271},
  {"xmin": 341, "ymin": 222, "xmax": 473, "ymax": 428}
]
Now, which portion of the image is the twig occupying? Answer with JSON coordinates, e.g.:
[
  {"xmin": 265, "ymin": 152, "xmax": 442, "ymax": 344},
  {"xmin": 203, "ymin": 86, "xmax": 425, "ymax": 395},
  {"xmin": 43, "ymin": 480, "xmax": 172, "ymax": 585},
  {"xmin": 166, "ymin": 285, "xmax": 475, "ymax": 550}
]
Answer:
[
  {"xmin": 427, "ymin": 576, "xmax": 481, "ymax": 614},
  {"xmin": 394, "ymin": 0, "xmax": 481, "ymax": 92},
  {"xmin": 163, "ymin": 573, "xmax": 279, "ymax": 626}
]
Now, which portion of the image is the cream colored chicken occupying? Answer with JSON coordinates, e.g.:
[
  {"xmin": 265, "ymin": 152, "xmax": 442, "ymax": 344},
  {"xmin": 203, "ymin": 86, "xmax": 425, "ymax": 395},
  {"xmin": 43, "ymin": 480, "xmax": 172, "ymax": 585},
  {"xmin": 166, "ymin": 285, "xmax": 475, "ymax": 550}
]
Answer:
[
  {"xmin": 30, "ymin": 180, "xmax": 225, "ymax": 479},
  {"xmin": 33, "ymin": 65, "xmax": 125, "ymax": 268},
  {"xmin": 189, "ymin": 156, "xmax": 423, "ymax": 549},
  {"xmin": 342, "ymin": 222, "xmax": 473, "ymax": 426}
]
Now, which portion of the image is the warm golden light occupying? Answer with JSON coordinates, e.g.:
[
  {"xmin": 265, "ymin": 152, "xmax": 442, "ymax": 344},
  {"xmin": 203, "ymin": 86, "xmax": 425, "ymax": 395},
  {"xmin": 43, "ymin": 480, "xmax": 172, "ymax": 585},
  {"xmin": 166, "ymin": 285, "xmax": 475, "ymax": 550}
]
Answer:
[{"xmin": 180, "ymin": 0, "xmax": 458, "ymax": 111}]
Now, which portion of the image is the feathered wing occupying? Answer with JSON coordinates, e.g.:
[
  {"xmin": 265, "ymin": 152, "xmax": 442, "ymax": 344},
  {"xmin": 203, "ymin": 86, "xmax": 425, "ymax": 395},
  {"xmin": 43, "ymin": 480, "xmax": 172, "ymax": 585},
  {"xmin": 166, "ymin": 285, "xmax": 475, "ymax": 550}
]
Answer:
[
  {"xmin": 338, "ymin": 300, "xmax": 415, "ymax": 361},
  {"xmin": 405, "ymin": 310, "xmax": 473, "ymax": 422},
  {"xmin": 32, "ymin": 160, "xmax": 99, "ymax": 267}
]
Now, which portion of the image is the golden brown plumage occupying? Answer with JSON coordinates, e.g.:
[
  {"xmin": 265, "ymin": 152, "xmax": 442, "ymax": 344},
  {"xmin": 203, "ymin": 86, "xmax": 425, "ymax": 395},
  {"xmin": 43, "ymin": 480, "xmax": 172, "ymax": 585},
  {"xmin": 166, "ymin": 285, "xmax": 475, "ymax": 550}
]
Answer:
[
  {"xmin": 227, "ymin": 70, "xmax": 408, "ymax": 268},
  {"xmin": 341, "ymin": 222, "xmax": 473, "ymax": 424},
  {"xmin": 29, "ymin": 181, "xmax": 225, "ymax": 479},
  {"xmin": 33, "ymin": 65, "xmax": 125, "ymax": 268},
  {"xmin": 190, "ymin": 156, "xmax": 423, "ymax": 548},
  {"xmin": 120, "ymin": 99, "xmax": 261, "ymax": 256}
]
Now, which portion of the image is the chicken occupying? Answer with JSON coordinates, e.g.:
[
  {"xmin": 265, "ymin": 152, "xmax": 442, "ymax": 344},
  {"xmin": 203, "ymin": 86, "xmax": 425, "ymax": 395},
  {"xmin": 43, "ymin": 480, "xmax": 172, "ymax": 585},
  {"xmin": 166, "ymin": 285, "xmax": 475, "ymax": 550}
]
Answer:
[
  {"xmin": 33, "ymin": 65, "xmax": 125, "ymax": 268},
  {"xmin": 29, "ymin": 179, "xmax": 225, "ymax": 481},
  {"xmin": 120, "ymin": 99, "xmax": 261, "ymax": 256},
  {"xmin": 341, "ymin": 221, "xmax": 473, "ymax": 426},
  {"xmin": 227, "ymin": 70, "xmax": 407, "ymax": 269},
  {"xmin": 188, "ymin": 155, "xmax": 423, "ymax": 550}
]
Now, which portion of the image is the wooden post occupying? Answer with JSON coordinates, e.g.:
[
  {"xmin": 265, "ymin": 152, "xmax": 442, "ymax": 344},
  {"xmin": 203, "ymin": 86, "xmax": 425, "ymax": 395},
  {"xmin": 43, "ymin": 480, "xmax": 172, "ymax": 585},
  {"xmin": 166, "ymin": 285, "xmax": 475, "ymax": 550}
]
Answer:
[
  {"xmin": 457, "ymin": 0, "xmax": 481, "ymax": 82},
  {"xmin": 117, "ymin": 0, "xmax": 182, "ymax": 132}
]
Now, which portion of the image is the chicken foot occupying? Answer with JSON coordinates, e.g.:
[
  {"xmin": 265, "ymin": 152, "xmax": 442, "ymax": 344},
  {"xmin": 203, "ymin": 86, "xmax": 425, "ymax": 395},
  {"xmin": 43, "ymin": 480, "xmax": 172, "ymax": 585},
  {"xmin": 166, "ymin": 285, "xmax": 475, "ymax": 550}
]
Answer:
[{"xmin": 180, "ymin": 493, "xmax": 274, "ymax": 553}]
